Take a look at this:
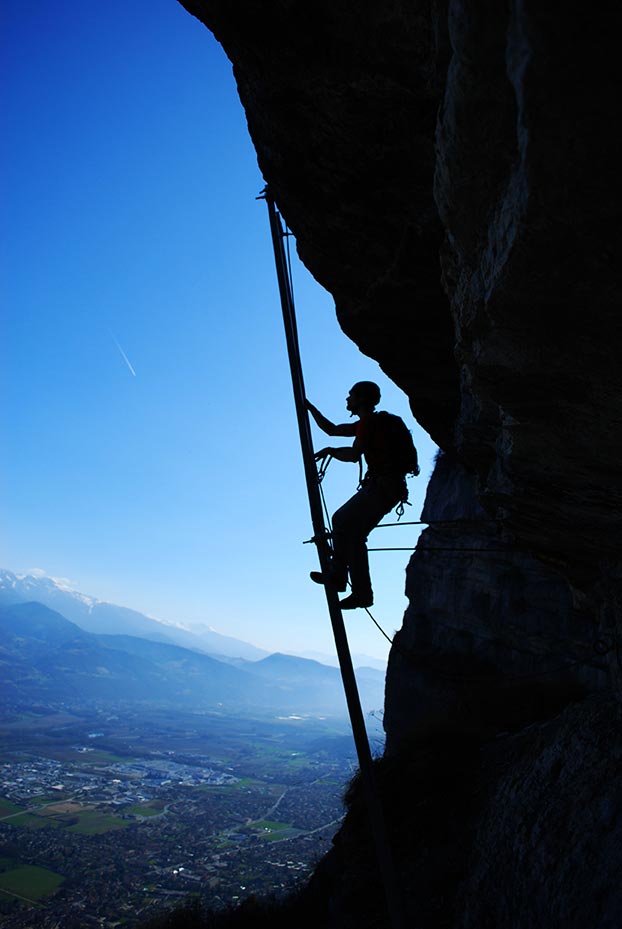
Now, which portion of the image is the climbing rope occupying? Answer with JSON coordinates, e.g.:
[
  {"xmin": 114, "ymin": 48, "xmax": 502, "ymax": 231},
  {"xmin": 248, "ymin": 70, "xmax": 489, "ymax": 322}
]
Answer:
[
  {"xmin": 375, "ymin": 519, "xmax": 489, "ymax": 528},
  {"xmin": 368, "ymin": 546, "xmax": 527, "ymax": 554}
]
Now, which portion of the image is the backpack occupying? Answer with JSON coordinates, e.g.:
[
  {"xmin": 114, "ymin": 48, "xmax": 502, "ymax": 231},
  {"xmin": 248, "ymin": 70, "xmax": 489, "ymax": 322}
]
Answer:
[{"xmin": 366, "ymin": 411, "xmax": 420, "ymax": 479}]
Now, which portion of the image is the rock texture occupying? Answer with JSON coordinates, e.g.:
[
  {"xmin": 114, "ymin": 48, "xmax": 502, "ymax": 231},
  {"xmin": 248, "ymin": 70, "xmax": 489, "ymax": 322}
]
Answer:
[
  {"xmin": 177, "ymin": 1, "xmax": 622, "ymax": 925},
  {"xmin": 295, "ymin": 695, "xmax": 622, "ymax": 929},
  {"xmin": 384, "ymin": 452, "xmax": 609, "ymax": 751},
  {"xmin": 459, "ymin": 696, "xmax": 622, "ymax": 929},
  {"xmin": 438, "ymin": 3, "xmax": 622, "ymax": 569}
]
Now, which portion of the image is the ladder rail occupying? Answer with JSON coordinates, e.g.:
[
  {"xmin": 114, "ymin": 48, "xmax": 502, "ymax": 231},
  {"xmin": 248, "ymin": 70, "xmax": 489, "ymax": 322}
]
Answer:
[{"xmin": 262, "ymin": 189, "xmax": 405, "ymax": 929}]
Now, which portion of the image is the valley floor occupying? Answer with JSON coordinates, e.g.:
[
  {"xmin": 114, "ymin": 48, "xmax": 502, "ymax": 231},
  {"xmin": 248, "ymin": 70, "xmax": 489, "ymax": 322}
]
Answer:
[{"xmin": 0, "ymin": 702, "xmax": 370, "ymax": 927}]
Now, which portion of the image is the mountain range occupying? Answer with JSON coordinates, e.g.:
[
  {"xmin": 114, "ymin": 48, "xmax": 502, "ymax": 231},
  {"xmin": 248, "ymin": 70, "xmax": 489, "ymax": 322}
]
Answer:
[
  {"xmin": 0, "ymin": 571, "xmax": 386, "ymax": 717},
  {"xmin": 0, "ymin": 569, "xmax": 267, "ymax": 660},
  {"xmin": 0, "ymin": 569, "xmax": 387, "ymax": 669}
]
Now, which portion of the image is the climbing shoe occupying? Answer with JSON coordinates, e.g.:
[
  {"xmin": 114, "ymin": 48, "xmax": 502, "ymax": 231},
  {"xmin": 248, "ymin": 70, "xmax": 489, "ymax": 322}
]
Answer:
[
  {"xmin": 339, "ymin": 594, "xmax": 373, "ymax": 610},
  {"xmin": 310, "ymin": 571, "xmax": 346, "ymax": 592}
]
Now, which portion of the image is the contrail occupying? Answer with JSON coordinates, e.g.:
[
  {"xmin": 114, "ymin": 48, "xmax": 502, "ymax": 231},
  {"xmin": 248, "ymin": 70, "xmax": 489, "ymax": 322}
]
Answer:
[{"xmin": 109, "ymin": 330, "xmax": 137, "ymax": 377}]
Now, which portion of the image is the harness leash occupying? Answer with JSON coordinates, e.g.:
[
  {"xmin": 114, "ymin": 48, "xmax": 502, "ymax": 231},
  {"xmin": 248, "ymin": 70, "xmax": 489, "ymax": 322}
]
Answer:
[{"xmin": 317, "ymin": 454, "xmax": 333, "ymax": 484}]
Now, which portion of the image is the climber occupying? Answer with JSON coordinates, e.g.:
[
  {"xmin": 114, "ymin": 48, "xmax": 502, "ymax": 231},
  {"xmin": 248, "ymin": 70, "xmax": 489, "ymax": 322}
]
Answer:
[{"xmin": 306, "ymin": 381, "xmax": 419, "ymax": 610}]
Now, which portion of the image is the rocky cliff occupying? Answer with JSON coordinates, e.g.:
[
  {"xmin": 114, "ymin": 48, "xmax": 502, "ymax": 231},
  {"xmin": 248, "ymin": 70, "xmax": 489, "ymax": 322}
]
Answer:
[{"xmin": 176, "ymin": 2, "xmax": 622, "ymax": 926}]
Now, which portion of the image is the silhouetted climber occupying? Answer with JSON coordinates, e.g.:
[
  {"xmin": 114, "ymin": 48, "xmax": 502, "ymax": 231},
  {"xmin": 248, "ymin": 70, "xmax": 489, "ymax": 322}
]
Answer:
[{"xmin": 306, "ymin": 381, "xmax": 419, "ymax": 609}]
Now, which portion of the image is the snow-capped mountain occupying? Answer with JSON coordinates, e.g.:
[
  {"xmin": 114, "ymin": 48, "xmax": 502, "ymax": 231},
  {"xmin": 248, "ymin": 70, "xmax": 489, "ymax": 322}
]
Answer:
[{"xmin": 0, "ymin": 569, "xmax": 267, "ymax": 661}]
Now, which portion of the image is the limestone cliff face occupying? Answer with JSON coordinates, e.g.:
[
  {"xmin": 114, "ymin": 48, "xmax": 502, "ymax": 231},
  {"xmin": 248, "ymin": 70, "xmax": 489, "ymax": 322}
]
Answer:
[
  {"xmin": 178, "ymin": 1, "xmax": 622, "ymax": 925},
  {"xmin": 384, "ymin": 452, "xmax": 609, "ymax": 751}
]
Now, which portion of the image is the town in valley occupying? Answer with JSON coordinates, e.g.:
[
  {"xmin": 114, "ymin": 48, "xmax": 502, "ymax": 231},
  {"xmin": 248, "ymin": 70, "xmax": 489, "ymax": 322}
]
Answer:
[{"xmin": 0, "ymin": 701, "xmax": 375, "ymax": 927}]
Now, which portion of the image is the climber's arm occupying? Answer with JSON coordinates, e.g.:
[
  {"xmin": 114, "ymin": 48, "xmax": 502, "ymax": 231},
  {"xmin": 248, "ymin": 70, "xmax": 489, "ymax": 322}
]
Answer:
[
  {"xmin": 306, "ymin": 400, "xmax": 357, "ymax": 437},
  {"xmin": 314, "ymin": 435, "xmax": 363, "ymax": 464}
]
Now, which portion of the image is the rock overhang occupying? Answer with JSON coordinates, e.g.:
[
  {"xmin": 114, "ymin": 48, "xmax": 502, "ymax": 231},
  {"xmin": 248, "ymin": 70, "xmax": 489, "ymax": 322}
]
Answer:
[{"xmin": 178, "ymin": 0, "xmax": 622, "ymax": 571}]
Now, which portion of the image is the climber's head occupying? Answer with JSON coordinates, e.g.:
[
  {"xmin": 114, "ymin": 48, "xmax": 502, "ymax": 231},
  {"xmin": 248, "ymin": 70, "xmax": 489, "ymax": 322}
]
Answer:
[{"xmin": 346, "ymin": 381, "xmax": 381, "ymax": 416}]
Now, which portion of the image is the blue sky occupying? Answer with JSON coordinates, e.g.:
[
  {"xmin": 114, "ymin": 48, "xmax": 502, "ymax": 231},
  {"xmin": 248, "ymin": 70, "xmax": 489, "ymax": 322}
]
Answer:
[{"xmin": 1, "ymin": 0, "xmax": 437, "ymax": 661}]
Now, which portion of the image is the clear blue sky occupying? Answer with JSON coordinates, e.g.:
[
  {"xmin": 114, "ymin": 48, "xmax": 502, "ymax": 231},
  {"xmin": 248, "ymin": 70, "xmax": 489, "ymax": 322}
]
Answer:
[{"xmin": 1, "ymin": 0, "xmax": 437, "ymax": 662}]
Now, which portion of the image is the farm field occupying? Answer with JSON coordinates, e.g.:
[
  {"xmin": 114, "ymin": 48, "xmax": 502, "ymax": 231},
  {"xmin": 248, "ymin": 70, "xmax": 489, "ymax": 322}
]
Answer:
[
  {"xmin": 0, "ymin": 864, "xmax": 64, "ymax": 902},
  {"xmin": 6, "ymin": 803, "xmax": 129, "ymax": 835},
  {"xmin": 0, "ymin": 800, "xmax": 23, "ymax": 818}
]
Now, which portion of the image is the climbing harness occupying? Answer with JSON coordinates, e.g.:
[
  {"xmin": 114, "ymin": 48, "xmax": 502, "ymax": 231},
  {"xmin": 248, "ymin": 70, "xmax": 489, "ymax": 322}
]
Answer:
[{"xmin": 260, "ymin": 188, "xmax": 405, "ymax": 929}]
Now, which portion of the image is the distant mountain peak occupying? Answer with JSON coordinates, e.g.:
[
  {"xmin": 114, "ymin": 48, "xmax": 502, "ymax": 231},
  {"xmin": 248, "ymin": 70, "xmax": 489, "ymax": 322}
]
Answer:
[
  {"xmin": 1, "ymin": 568, "xmax": 97, "ymax": 607},
  {"xmin": 0, "ymin": 567, "xmax": 268, "ymax": 661}
]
